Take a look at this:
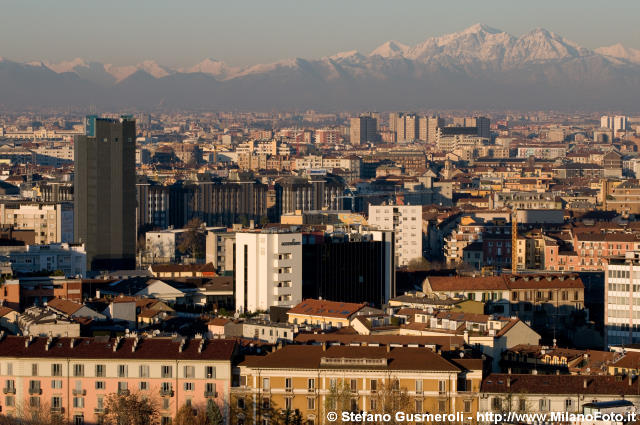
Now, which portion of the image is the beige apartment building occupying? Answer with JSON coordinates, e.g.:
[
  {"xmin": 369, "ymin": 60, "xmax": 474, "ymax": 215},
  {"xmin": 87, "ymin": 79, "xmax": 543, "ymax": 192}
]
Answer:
[
  {"xmin": 232, "ymin": 344, "xmax": 482, "ymax": 425},
  {"xmin": 0, "ymin": 202, "xmax": 73, "ymax": 244}
]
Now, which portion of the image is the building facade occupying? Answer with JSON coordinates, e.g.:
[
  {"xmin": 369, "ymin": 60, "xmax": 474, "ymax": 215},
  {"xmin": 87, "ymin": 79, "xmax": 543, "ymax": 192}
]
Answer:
[
  {"xmin": 74, "ymin": 116, "xmax": 136, "ymax": 270},
  {"xmin": 235, "ymin": 231, "xmax": 302, "ymax": 313}
]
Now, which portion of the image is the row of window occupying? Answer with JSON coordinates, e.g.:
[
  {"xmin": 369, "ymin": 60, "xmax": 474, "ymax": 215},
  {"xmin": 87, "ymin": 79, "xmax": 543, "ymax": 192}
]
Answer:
[
  {"xmin": 13, "ymin": 363, "xmax": 217, "ymax": 379},
  {"xmin": 492, "ymin": 397, "xmax": 584, "ymax": 412},
  {"xmin": 255, "ymin": 377, "xmax": 449, "ymax": 393},
  {"xmin": 9, "ymin": 379, "xmax": 217, "ymax": 394}
]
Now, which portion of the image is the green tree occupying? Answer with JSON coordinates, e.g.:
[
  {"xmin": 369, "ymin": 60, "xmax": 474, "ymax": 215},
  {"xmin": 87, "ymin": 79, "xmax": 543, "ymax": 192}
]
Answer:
[{"xmin": 206, "ymin": 399, "xmax": 223, "ymax": 425}]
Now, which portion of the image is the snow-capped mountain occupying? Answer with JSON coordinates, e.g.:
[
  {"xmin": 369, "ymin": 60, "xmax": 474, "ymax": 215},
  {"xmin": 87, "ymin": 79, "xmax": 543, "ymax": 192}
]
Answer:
[
  {"xmin": 596, "ymin": 43, "xmax": 640, "ymax": 65},
  {"xmin": 1, "ymin": 24, "xmax": 640, "ymax": 110}
]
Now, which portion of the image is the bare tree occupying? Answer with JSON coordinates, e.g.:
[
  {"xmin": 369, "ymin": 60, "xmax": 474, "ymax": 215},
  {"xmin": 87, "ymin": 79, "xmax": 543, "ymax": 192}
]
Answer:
[
  {"xmin": 178, "ymin": 218, "xmax": 206, "ymax": 260},
  {"xmin": 103, "ymin": 391, "xmax": 160, "ymax": 425}
]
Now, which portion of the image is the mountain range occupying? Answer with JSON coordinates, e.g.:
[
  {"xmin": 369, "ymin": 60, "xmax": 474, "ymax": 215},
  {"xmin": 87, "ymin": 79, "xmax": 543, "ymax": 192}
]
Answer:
[{"xmin": 2, "ymin": 24, "xmax": 640, "ymax": 111}]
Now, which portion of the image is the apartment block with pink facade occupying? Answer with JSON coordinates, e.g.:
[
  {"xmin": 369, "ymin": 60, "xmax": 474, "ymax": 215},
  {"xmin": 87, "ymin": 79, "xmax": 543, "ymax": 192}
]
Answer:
[{"xmin": 0, "ymin": 335, "xmax": 236, "ymax": 425}]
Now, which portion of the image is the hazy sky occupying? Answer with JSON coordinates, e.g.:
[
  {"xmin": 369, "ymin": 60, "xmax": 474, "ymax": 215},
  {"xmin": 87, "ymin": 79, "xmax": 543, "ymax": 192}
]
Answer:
[{"xmin": 2, "ymin": 0, "xmax": 639, "ymax": 67}]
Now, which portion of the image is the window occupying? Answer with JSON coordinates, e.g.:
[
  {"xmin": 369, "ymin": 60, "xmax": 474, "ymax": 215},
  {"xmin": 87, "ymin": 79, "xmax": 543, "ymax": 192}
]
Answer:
[
  {"xmin": 492, "ymin": 397, "xmax": 501, "ymax": 411},
  {"xmin": 370, "ymin": 379, "xmax": 377, "ymax": 392},
  {"xmin": 415, "ymin": 380, "xmax": 423, "ymax": 393},
  {"xmin": 162, "ymin": 399, "xmax": 170, "ymax": 410},
  {"xmin": 139, "ymin": 382, "xmax": 148, "ymax": 391},
  {"xmin": 518, "ymin": 399, "xmax": 526, "ymax": 411},
  {"xmin": 140, "ymin": 365, "xmax": 150, "ymax": 378},
  {"xmin": 206, "ymin": 383, "xmax": 216, "ymax": 396},
  {"xmin": 52, "ymin": 380, "xmax": 63, "ymax": 389},
  {"xmin": 263, "ymin": 378, "xmax": 270, "ymax": 390},
  {"xmin": 308, "ymin": 378, "xmax": 315, "ymax": 390},
  {"xmin": 161, "ymin": 365, "xmax": 172, "ymax": 378},
  {"xmin": 285, "ymin": 397, "xmax": 292, "ymax": 410},
  {"xmin": 95, "ymin": 364, "xmax": 105, "ymax": 377},
  {"xmin": 96, "ymin": 396, "xmax": 104, "ymax": 411},
  {"xmin": 438, "ymin": 380, "xmax": 446, "ymax": 393},
  {"xmin": 565, "ymin": 399, "xmax": 573, "ymax": 410},
  {"xmin": 285, "ymin": 378, "xmax": 292, "ymax": 390},
  {"xmin": 73, "ymin": 415, "xmax": 84, "ymax": 425},
  {"xmin": 307, "ymin": 397, "xmax": 315, "ymax": 410},
  {"xmin": 184, "ymin": 366, "xmax": 195, "ymax": 379},
  {"xmin": 29, "ymin": 380, "xmax": 41, "ymax": 392},
  {"xmin": 237, "ymin": 398, "xmax": 245, "ymax": 409},
  {"xmin": 539, "ymin": 399, "xmax": 548, "ymax": 411},
  {"xmin": 438, "ymin": 400, "xmax": 446, "ymax": 413},
  {"xmin": 6, "ymin": 363, "xmax": 11, "ymax": 376},
  {"xmin": 370, "ymin": 398, "xmax": 377, "ymax": 410},
  {"xmin": 73, "ymin": 397, "xmax": 84, "ymax": 408},
  {"xmin": 95, "ymin": 381, "xmax": 105, "ymax": 390},
  {"xmin": 51, "ymin": 396, "xmax": 62, "ymax": 409},
  {"xmin": 5, "ymin": 395, "xmax": 14, "ymax": 407},
  {"xmin": 350, "ymin": 379, "xmax": 357, "ymax": 392},
  {"xmin": 29, "ymin": 396, "xmax": 40, "ymax": 408},
  {"xmin": 206, "ymin": 366, "xmax": 216, "ymax": 379},
  {"xmin": 464, "ymin": 400, "xmax": 472, "ymax": 413},
  {"xmin": 118, "ymin": 365, "xmax": 127, "ymax": 378},
  {"xmin": 52, "ymin": 363, "xmax": 62, "ymax": 377},
  {"xmin": 118, "ymin": 382, "xmax": 128, "ymax": 392},
  {"xmin": 32, "ymin": 364, "xmax": 38, "ymax": 376},
  {"xmin": 184, "ymin": 382, "xmax": 194, "ymax": 391},
  {"xmin": 161, "ymin": 382, "xmax": 172, "ymax": 393},
  {"xmin": 262, "ymin": 397, "xmax": 270, "ymax": 409},
  {"xmin": 350, "ymin": 398, "xmax": 358, "ymax": 412},
  {"xmin": 161, "ymin": 417, "xmax": 172, "ymax": 425},
  {"xmin": 73, "ymin": 364, "xmax": 84, "ymax": 377}
]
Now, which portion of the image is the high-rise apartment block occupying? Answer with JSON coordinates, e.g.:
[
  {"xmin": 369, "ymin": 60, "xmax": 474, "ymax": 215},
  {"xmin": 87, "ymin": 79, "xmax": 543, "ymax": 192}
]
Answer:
[
  {"xmin": 349, "ymin": 115, "xmax": 378, "ymax": 145},
  {"xmin": 235, "ymin": 231, "xmax": 302, "ymax": 313},
  {"xmin": 418, "ymin": 116, "xmax": 445, "ymax": 143},
  {"xmin": 601, "ymin": 115, "xmax": 629, "ymax": 134},
  {"xmin": 74, "ymin": 116, "xmax": 136, "ymax": 271},
  {"xmin": 368, "ymin": 204, "xmax": 422, "ymax": 266},
  {"xmin": 605, "ymin": 251, "xmax": 640, "ymax": 346}
]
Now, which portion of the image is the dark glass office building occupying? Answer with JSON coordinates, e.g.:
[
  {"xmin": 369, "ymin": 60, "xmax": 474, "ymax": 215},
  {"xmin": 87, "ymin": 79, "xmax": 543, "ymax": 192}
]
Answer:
[
  {"xmin": 74, "ymin": 116, "xmax": 136, "ymax": 270},
  {"xmin": 302, "ymin": 233, "xmax": 394, "ymax": 307}
]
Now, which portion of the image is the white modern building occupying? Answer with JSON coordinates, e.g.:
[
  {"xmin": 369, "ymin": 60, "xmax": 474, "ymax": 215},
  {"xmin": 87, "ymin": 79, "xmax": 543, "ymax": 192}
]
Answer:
[
  {"xmin": 368, "ymin": 204, "xmax": 422, "ymax": 266},
  {"xmin": 605, "ymin": 251, "xmax": 640, "ymax": 346},
  {"xmin": 8, "ymin": 243, "xmax": 87, "ymax": 277},
  {"xmin": 235, "ymin": 230, "xmax": 302, "ymax": 313}
]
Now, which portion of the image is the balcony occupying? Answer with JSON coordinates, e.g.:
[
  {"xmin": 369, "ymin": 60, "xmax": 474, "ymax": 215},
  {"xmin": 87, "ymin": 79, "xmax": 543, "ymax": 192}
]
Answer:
[
  {"xmin": 204, "ymin": 391, "xmax": 218, "ymax": 398},
  {"xmin": 94, "ymin": 408, "xmax": 104, "ymax": 414},
  {"xmin": 159, "ymin": 389, "xmax": 174, "ymax": 397},
  {"xmin": 2, "ymin": 387, "xmax": 15, "ymax": 395},
  {"xmin": 28, "ymin": 388, "xmax": 42, "ymax": 395},
  {"xmin": 50, "ymin": 407, "xmax": 64, "ymax": 414},
  {"xmin": 285, "ymin": 387, "xmax": 293, "ymax": 393},
  {"xmin": 273, "ymin": 286, "xmax": 291, "ymax": 296},
  {"xmin": 72, "ymin": 389, "xmax": 86, "ymax": 396},
  {"xmin": 117, "ymin": 389, "xmax": 130, "ymax": 396}
]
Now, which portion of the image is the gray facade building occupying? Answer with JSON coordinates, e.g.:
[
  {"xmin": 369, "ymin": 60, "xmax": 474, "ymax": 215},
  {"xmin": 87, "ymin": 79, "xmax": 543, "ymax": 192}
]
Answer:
[{"xmin": 74, "ymin": 116, "xmax": 136, "ymax": 270}]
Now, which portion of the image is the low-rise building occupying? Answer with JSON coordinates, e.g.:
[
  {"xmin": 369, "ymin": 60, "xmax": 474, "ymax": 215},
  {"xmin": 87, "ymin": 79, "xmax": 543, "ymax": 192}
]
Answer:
[
  {"xmin": 0, "ymin": 335, "xmax": 236, "ymax": 425},
  {"xmin": 232, "ymin": 344, "xmax": 482, "ymax": 425}
]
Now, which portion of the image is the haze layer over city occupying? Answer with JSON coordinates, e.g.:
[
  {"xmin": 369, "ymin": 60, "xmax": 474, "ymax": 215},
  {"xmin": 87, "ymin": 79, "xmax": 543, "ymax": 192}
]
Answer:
[{"xmin": 1, "ymin": 1, "xmax": 640, "ymax": 425}]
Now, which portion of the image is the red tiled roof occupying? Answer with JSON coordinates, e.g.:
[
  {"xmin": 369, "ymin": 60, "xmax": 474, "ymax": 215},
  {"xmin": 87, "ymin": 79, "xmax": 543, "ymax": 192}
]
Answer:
[
  {"xmin": 0, "ymin": 336, "xmax": 235, "ymax": 361},
  {"xmin": 482, "ymin": 373, "xmax": 640, "ymax": 395},
  {"xmin": 240, "ymin": 345, "xmax": 460, "ymax": 372},
  {"xmin": 287, "ymin": 299, "xmax": 366, "ymax": 319},
  {"xmin": 46, "ymin": 298, "xmax": 83, "ymax": 316}
]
